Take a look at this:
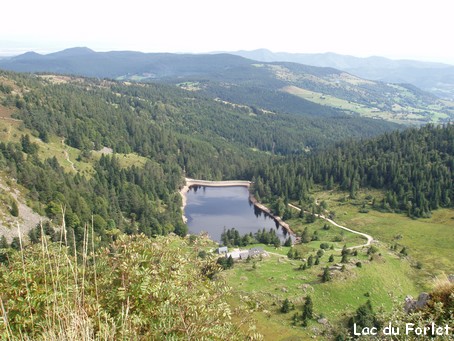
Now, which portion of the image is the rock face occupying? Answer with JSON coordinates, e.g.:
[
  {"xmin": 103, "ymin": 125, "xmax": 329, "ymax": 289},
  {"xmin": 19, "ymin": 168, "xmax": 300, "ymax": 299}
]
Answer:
[
  {"xmin": 0, "ymin": 180, "xmax": 46, "ymax": 242},
  {"xmin": 404, "ymin": 293, "xmax": 431, "ymax": 313}
]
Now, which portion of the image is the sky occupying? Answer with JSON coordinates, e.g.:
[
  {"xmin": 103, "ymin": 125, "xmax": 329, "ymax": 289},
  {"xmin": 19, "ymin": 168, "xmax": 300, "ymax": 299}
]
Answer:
[{"xmin": 1, "ymin": 0, "xmax": 454, "ymax": 64}]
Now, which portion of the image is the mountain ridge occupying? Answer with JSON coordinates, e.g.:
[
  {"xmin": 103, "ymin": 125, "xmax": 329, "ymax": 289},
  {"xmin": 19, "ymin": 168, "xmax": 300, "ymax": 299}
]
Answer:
[
  {"xmin": 229, "ymin": 49, "xmax": 454, "ymax": 99},
  {"xmin": 0, "ymin": 48, "xmax": 453, "ymax": 125}
]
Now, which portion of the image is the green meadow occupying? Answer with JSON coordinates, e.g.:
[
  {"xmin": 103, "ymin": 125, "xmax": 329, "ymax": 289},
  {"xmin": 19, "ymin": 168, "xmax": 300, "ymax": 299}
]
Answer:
[
  {"xmin": 222, "ymin": 188, "xmax": 453, "ymax": 339},
  {"xmin": 313, "ymin": 188, "xmax": 454, "ymax": 279},
  {"xmin": 223, "ymin": 244, "xmax": 420, "ymax": 340}
]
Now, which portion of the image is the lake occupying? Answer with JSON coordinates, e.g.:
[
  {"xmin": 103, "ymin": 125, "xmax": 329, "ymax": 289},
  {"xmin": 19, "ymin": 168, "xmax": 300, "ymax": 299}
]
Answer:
[{"xmin": 184, "ymin": 186, "xmax": 290, "ymax": 243}]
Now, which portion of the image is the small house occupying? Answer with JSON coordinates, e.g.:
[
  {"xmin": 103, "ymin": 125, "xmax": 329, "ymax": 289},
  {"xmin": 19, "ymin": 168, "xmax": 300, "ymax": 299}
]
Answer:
[{"xmin": 217, "ymin": 246, "xmax": 228, "ymax": 254}]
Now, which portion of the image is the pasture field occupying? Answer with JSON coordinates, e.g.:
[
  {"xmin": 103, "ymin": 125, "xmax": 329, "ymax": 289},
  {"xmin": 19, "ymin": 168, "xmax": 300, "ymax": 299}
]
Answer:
[{"xmin": 223, "ymin": 187, "xmax": 453, "ymax": 339}]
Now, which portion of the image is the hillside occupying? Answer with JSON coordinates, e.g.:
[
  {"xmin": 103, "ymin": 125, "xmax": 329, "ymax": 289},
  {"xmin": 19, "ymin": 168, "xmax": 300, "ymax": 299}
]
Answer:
[
  {"xmin": 0, "ymin": 175, "xmax": 45, "ymax": 241},
  {"xmin": 0, "ymin": 70, "xmax": 402, "ymax": 244},
  {"xmin": 0, "ymin": 69, "xmax": 453, "ymax": 340},
  {"xmin": 1, "ymin": 70, "xmax": 451, "ymax": 248},
  {"xmin": 251, "ymin": 124, "xmax": 454, "ymax": 219},
  {"xmin": 1, "ymin": 48, "xmax": 453, "ymax": 125},
  {"xmin": 231, "ymin": 49, "xmax": 454, "ymax": 100}
]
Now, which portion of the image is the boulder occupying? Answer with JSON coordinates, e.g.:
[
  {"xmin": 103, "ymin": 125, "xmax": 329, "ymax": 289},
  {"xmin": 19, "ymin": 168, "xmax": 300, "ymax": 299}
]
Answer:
[
  {"xmin": 404, "ymin": 293, "xmax": 430, "ymax": 313},
  {"xmin": 415, "ymin": 292, "xmax": 430, "ymax": 309},
  {"xmin": 317, "ymin": 318, "xmax": 328, "ymax": 325}
]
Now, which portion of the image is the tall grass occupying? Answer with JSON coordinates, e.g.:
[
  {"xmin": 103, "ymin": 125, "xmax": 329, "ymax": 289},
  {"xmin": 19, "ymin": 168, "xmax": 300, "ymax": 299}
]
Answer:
[
  {"xmin": 0, "ymin": 212, "xmax": 116, "ymax": 340},
  {"xmin": 0, "ymin": 214, "xmax": 254, "ymax": 340}
]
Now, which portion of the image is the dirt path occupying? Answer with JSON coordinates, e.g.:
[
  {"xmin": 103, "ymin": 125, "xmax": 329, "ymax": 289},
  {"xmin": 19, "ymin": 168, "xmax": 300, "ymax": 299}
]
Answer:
[
  {"xmin": 0, "ymin": 117, "xmax": 21, "ymax": 123},
  {"xmin": 63, "ymin": 149, "xmax": 76, "ymax": 171},
  {"xmin": 61, "ymin": 139, "xmax": 76, "ymax": 172},
  {"xmin": 267, "ymin": 251, "xmax": 287, "ymax": 257},
  {"xmin": 287, "ymin": 203, "xmax": 374, "ymax": 250}
]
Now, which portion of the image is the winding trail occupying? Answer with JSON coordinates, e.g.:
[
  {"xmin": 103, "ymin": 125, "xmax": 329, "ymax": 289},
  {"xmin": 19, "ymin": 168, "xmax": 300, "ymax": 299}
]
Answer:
[
  {"xmin": 287, "ymin": 203, "xmax": 374, "ymax": 250},
  {"xmin": 63, "ymin": 150, "xmax": 76, "ymax": 171},
  {"xmin": 61, "ymin": 139, "xmax": 76, "ymax": 172}
]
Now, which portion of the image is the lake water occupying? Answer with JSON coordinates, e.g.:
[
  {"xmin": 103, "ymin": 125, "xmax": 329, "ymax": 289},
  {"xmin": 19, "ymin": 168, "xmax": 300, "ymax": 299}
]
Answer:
[{"xmin": 185, "ymin": 186, "xmax": 290, "ymax": 243}]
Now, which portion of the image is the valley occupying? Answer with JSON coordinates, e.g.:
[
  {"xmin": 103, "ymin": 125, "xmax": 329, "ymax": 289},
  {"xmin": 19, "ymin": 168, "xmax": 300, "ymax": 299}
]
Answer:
[{"xmin": 0, "ymin": 51, "xmax": 453, "ymax": 340}]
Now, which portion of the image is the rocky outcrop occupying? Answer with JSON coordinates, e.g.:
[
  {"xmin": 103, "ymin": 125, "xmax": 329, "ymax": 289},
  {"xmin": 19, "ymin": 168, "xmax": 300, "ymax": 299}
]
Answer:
[
  {"xmin": 0, "ymin": 179, "xmax": 46, "ymax": 242},
  {"xmin": 404, "ymin": 292, "xmax": 431, "ymax": 313}
]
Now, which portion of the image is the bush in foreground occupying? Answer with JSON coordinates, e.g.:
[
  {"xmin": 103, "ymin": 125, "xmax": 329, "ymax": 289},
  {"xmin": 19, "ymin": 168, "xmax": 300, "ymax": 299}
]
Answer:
[{"xmin": 0, "ymin": 233, "xmax": 259, "ymax": 340}]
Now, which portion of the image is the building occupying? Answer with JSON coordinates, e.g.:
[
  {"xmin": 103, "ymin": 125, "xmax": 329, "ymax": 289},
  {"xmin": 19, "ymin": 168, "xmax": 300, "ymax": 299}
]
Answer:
[{"xmin": 217, "ymin": 246, "xmax": 228, "ymax": 254}]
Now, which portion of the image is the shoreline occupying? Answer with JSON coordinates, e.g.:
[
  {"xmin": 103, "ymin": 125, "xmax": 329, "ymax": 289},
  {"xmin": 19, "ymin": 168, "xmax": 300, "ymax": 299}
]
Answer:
[{"xmin": 179, "ymin": 177, "xmax": 295, "ymax": 237}]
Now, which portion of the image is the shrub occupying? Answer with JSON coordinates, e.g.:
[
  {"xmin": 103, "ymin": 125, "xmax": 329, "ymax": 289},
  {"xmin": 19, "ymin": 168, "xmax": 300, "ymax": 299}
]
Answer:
[
  {"xmin": 10, "ymin": 199, "xmax": 19, "ymax": 217},
  {"xmin": 320, "ymin": 242, "xmax": 330, "ymax": 250},
  {"xmin": 0, "ymin": 234, "xmax": 251, "ymax": 340}
]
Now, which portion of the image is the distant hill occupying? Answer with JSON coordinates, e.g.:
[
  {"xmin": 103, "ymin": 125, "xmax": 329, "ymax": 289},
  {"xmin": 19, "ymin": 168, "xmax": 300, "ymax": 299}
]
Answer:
[
  {"xmin": 0, "ymin": 47, "xmax": 252, "ymax": 78},
  {"xmin": 230, "ymin": 49, "xmax": 454, "ymax": 100},
  {"xmin": 1, "ymin": 47, "xmax": 453, "ymax": 124}
]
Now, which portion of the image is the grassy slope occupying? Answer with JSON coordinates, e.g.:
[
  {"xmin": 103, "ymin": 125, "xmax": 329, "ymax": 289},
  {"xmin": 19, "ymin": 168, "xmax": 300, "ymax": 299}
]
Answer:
[
  {"xmin": 285, "ymin": 214, "xmax": 367, "ymax": 249},
  {"xmin": 223, "ymin": 245, "xmax": 419, "ymax": 340},
  {"xmin": 313, "ymin": 188, "xmax": 454, "ymax": 279},
  {"xmin": 283, "ymin": 85, "xmax": 450, "ymax": 125},
  {"xmin": 223, "ymin": 188, "xmax": 453, "ymax": 340},
  {"xmin": 0, "ymin": 104, "xmax": 148, "ymax": 175},
  {"xmin": 0, "ymin": 104, "xmax": 150, "ymax": 232}
]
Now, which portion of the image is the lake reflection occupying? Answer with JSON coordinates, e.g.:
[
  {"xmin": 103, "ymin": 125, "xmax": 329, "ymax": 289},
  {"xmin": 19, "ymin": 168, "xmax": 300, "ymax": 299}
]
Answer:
[{"xmin": 185, "ymin": 186, "xmax": 288, "ymax": 243}]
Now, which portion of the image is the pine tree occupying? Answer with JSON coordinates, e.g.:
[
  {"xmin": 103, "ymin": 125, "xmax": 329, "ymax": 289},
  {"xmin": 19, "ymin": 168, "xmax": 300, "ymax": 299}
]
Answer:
[
  {"xmin": 301, "ymin": 227, "xmax": 311, "ymax": 243},
  {"xmin": 307, "ymin": 255, "xmax": 314, "ymax": 267},
  {"xmin": 280, "ymin": 298, "xmax": 291, "ymax": 313},
  {"xmin": 0, "ymin": 236, "xmax": 8, "ymax": 248},
  {"xmin": 10, "ymin": 237, "xmax": 21, "ymax": 250},
  {"xmin": 298, "ymin": 208, "xmax": 304, "ymax": 219},
  {"xmin": 10, "ymin": 199, "xmax": 19, "ymax": 217},
  {"xmin": 226, "ymin": 255, "xmax": 234, "ymax": 269},
  {"xmin": 322, "ymin": 266, "xmax": 331, "ymax": 282},
  {"xmin": 283, "ymin": 208, "xmax": 293, "ymax": 220},
  {"xmin": 348, "ymin": 300, "xmax": 378, "ymax": 334},
  {"xmin": 302, "ymin": 295, "xmax": 313, "ymax": 320},
  {"xmin": 341, "ymin": 254, "xmax": 349, "ymax": 264},
  {"xmin": 341, "ymin": 244, "xmax": 349, "ymax": 256}
]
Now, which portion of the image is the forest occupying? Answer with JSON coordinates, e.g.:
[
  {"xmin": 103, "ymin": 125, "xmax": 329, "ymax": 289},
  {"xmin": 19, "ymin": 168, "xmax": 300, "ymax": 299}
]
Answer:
[
  {"xmin": 250, "ymin": 124, "xmax": 454, "ymax": 218},
  {"xmin": 0, "ymin": 71, "xmax": 452, "ymax": 248},
  {"xmin": 0, "ymin": 70, "xmax": 408, "ymax": 246},
  {"xmin": 0, "ymin": 69, "xmax": 453, "ymax": 339}
]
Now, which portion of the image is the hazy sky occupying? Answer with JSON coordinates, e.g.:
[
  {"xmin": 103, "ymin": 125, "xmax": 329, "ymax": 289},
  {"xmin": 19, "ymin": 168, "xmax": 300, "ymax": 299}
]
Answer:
[{"xmin": 2, "ymin": 0, "xmax": 453, "ymax": 63}]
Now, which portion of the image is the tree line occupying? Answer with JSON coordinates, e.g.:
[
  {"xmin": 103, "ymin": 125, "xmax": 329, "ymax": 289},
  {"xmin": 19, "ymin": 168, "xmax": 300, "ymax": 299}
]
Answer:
[{"xmin": 251, "ymin": 124, "xmax": 454, "ymax": 217}]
